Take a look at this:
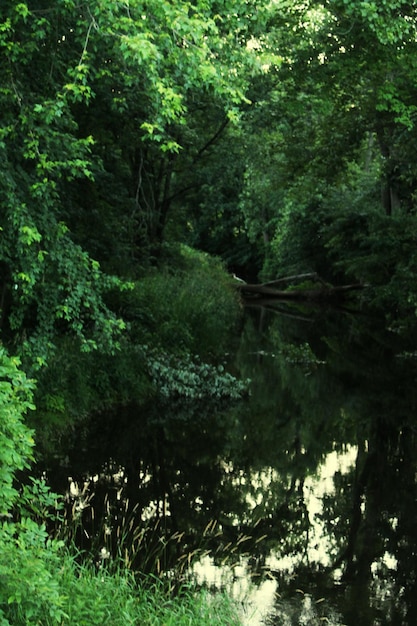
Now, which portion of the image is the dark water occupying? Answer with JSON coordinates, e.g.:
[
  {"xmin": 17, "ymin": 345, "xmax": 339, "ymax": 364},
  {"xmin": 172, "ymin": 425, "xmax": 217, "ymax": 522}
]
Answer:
[{"xmin": 41, "ymin": 305, "xmax": 417, "ymax": 625}]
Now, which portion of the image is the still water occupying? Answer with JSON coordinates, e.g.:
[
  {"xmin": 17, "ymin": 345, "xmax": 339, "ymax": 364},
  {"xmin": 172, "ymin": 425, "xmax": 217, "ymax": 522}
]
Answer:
[{"xmin": 44, "ymin": 306, "xmax": 417, "ymax": 625}]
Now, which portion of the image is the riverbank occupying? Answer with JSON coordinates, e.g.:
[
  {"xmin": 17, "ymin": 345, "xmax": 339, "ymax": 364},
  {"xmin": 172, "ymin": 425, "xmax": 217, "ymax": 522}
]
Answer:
[{"xmin": 0, "ymin": 542, "xmax": 242, "ymax": 625}]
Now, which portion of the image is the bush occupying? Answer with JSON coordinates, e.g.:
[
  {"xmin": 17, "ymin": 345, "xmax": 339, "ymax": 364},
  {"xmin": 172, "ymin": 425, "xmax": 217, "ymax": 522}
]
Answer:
[
  {"xmin": 0, "ymin": 519, "xmax": 66, "ymax": 625},
  {"xmin": 125, "ymin": 244, "xmax": 242, "ymax": 358},
  {"xmin": 0, "ymin": 348, "xmax": 35, "ymax": 514}
]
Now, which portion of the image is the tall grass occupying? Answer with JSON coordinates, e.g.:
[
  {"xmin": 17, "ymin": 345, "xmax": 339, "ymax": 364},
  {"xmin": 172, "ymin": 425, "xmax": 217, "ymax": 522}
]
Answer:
[
  {"xmin": 61, "ymin": 557, "xmax": 242, "ymax": 626},
  {"xmin": 59, "ymin": 478, "xmax": 260, "ymax": 579},
  {"xmin": 1, "ymin": 476, "xmax": 246, "ymax": 626},
  {"xmin": 1, "ymin": 543, "xmax": 242, "ymax": 626}
]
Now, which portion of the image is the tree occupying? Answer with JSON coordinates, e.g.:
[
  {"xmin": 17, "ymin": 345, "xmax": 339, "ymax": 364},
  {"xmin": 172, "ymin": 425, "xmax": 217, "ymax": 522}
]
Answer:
[
  {"xmin": 0, "ymin": 0, "xmax": 267, "ymax": 365},
  {"xmin": 0, "ymin": 1, "xmax": 127, "ymax": 365},
  {"xmin": 232, "ymin": 1, "xmax": 417, "ymax": 325},
  {"xmin": 0, "ymin": 0, "xmax": 270, "ymax": 492}
]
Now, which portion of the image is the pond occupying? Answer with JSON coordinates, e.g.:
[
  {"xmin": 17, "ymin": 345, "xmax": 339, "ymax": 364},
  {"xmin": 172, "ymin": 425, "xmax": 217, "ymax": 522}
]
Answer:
[{"xmin": 41, "ymin": 304, "xmax": 417, "ymax": 626}]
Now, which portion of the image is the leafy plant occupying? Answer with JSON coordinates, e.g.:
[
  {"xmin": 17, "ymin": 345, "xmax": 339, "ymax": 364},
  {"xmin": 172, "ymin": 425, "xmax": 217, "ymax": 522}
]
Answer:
[
  {"xmin": 125, "ymin": 246, "xmax": 242, "ymax": 358},
  {"xmin": 0, "ymin": 518, "xmax": 67, "ymax": 625},
  {"xmin": 0, "ymin": 347, "xmax": 65, "ymax": 624},
  {"xmin": 0, "ymin": 348, "xmax": 35, "ymax": 514}
]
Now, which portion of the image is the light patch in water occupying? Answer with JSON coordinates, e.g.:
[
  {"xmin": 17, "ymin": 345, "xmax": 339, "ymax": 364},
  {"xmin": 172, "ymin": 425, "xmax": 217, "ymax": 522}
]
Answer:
[
  {"xmin": 303, "ymin": 446, "xmax": 357, "ymax": 567},
  {"xmin": 371, "ymin": 551, "xmax": 398, "ymax": 573},
  {"xmin": 192, "ymin": 554, "xmax": 277, "ymax": 626},
  {"xmin": 194, "ymin": 446, "xmax": 357, "ymax": 625}
]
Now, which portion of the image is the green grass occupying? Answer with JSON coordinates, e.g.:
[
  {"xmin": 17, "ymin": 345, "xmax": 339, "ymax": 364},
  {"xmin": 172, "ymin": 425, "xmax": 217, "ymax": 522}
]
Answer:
[
  {"xmin": 0, "ymin": 542, "xmax": 243, "ymax": 626},
  {"xmin": 62, "ymin": 561, "xmax": 242, "ymax": 626},
  {"xmin": 0, "ymin": 477, "xmax": 246, "ymax": 626}
]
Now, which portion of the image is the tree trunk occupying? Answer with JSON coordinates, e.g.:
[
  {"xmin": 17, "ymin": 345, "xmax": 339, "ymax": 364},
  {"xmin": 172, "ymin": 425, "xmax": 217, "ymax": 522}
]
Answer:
[{"xmin": 236, "ymin": 276, "xmax": 366, "ymax": 304}]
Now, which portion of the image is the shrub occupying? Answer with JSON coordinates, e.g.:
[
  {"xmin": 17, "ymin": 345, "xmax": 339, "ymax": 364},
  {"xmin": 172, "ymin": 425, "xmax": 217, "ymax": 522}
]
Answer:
[
  {"xmin": 125, "ymin": 245, "xmax": 242, "ymax": 358},
  {"xmin": 0, "ymin": 348, "xmax": 35, "ymax": 514}
]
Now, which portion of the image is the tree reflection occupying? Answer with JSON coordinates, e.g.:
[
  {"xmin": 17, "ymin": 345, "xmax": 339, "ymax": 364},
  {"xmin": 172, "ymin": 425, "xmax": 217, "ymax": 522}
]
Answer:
[
  {"xmin": 38, "ymin": 307, "xmax": 417, "ymax": 624},
  {"xmin": 251, "ymin": 308, "xmax": 417, "ymax": 625}
]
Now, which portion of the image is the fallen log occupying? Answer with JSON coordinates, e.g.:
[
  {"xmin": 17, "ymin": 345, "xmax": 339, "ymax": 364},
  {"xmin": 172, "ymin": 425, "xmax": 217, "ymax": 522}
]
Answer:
[{"xmin": 235, "ymin": 277, "xmax": 366, "ymax": 304}]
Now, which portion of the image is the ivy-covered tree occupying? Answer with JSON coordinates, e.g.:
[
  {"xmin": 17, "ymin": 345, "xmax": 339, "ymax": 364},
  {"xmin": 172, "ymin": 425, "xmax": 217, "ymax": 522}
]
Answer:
[
  {"xmin": 0, "ymin": 1, "xmax": 276, "ymax": 475},
  {"xmin": 0, "ymin": 0, "xmax": 267, "ymax": 365}
]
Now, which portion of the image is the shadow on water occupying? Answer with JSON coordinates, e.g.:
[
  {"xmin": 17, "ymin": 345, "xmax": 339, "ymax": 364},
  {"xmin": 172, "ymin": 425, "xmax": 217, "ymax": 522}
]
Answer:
[{"xmin": 38, "ymin": 303, "xmax": 417, "ymax": 625}]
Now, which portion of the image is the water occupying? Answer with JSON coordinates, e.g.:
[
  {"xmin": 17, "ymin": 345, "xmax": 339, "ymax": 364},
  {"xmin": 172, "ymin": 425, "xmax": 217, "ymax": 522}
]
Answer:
[
  {"xmin": 193, "ymin": 447, "xmax": 357, "ymax": 625},
  {"xmin": 41, "ymin": 305, "xmax": 417, "ymax": 625}
]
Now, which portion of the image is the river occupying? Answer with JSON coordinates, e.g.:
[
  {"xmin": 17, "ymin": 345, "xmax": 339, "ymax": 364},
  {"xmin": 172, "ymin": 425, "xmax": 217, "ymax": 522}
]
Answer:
[{"xmin": 42, "ymin": 303, "xmax": 417, "ymax": 625}]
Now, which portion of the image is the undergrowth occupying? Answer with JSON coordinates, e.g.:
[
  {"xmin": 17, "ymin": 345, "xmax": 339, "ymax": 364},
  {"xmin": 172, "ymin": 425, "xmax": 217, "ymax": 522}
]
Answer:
[
  {"xmin": 0, "ymin": 349, "xmax": 243, "ymax": 625},
  {"xmin": 0, "ymin": 541, "xmax": 242, "ymax": 626},
  {"xmin": 0, "ymin": 477, "xmax": 244, "ymax": 626}
]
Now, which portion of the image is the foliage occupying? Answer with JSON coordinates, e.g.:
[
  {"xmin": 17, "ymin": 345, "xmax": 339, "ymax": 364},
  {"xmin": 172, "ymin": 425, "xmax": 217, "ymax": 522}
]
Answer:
[
  {"xmin": 0, "ymin": 0, "xmax": 267, "ymax": 367},
  {"xmin": 0, "ymin": 518, "xmax": 66, "ymax": 626},
  {"xmin": 0, "ymin": 347, "xmax": 65, "ymax": 625},
  {"xmin": 0, "ymin": 344, "xmax": 241, "ymax": 624},
  {"xmin": 145, "ymin": 347, "xmax": 248, "ymax": 431},
  {"xmin": 0, "ymin": 347, "xmax": 35, "ymax": 514},
  {"xmin": 0, "ymin": 0, "xmax": 130, "ymax": 363},
  {"xmin": 126, "ymin": 246, "xmax": 242, "ymax": 357},
  {"xmin": 29, "ymin": 337, "xmax": 152, "ymax": 453},
  {"xmin": 4, "ymin": 2, "xmax": 417, "ymax": 623},
  {"xmin": 0, "ymin": 344, "xmax": 242, "ymax": 626},
  {"xmin": 0, "ymin": 0, "xmax": 263, "ymax": 470},
  {"xmin": 0, "ymin": 534, "xmax": 242, "ymax": 626},
  {"xmin": 23, "ymin": 247, "xmax": 245, "ymax": 461},
  {"xmin": 323, "ymin": 209, "xmax": 417, "ymax": 326},
  {"xmin": 238, "ymin": 0, "xmax": 417, "ymax": 320},
  {"xmin": 166, "ymin": 120, "xmax": 262, "ymax": 276},
  {"xmin": 59, "ymin": 568, "xmax": 242, "ymax": 626}
]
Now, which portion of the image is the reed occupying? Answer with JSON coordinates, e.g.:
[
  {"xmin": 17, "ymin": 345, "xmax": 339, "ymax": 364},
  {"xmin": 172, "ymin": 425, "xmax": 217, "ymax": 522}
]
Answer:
[
  {"xmin": 2, "ymin": 545, "xmax": 242, "ymax": 626},
  {"xmin": 58, "ymin": 479, "xmax": 264, "ymax": 580},
  {"xmin": 1, "ymin": 478, "xmax": 245, "ymax": 625}
]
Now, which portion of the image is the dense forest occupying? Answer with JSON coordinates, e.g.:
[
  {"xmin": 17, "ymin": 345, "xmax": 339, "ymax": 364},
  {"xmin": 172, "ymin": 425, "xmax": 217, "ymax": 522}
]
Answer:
[{"xmin": 2, "ymin": 0, "xmax": 417, "ymax": 623}]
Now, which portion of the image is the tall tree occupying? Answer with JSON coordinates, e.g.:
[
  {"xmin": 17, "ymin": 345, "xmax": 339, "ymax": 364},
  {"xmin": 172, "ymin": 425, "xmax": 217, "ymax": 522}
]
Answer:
[
  {"xmin": 237, "ymin": 1, "xmax": 417, "ymax": 288},
  {"xmin": 0, "ymin": 0, "xmax": 266, "ymax": 365}
]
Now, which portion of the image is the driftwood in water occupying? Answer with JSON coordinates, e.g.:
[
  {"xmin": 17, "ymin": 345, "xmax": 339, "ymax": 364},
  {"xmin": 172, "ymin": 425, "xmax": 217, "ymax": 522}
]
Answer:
[{"xmin": 234, "ymin": 272, "xmax": 366, "ymax": 304}]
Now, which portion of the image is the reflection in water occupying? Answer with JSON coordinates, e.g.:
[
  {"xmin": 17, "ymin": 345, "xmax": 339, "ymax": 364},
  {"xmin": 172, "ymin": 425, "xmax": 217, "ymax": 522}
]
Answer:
[
  {"xmin": 193, "ymin": 554, "xmax": 277, "ymax": 626},
  {"xmin": 40, "ymin": 308, "xmax": 417, "ymax": 625},
  {"xmin": 193, "ymin": 448, "xmax": 357, "ymax": 625}
]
